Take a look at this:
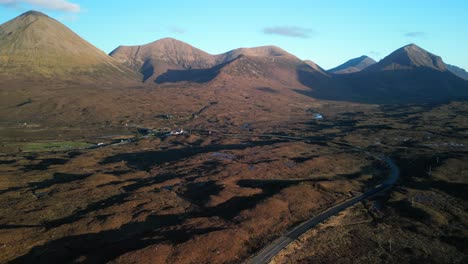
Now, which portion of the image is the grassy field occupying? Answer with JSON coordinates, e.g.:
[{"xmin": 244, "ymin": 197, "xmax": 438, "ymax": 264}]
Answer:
[
  {"xmin": 2, "ymin": 141, "xmax": 95, "ymax": 153},
  {"xmin": 4, "ymin": 141, "xmax": 92, "ymax": 153}
]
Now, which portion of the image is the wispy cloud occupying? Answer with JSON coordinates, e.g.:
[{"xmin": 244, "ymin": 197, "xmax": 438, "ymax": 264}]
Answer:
[
  {"xmin": 263, "ymin": 26, "xmax": 315, "ymax": 38},
  {"xmin": 404, "ymin": 31, "xmax": 427, "ymax": 38},
  {"xmin": 168, "ymin": 26, "xmax": 186, "ymax": 34},
  {"xmin": 0, "ymin": 0, "xmax": 80, "ymax": 13}
]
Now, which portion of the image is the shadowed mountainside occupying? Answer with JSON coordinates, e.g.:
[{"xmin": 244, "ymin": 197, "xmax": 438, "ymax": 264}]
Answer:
[
  {"xmin": 298, "ymin": 44, "xmax": 468, "ymax": 103},
  {"xmin": 447, "ymin": 64, "xmax": 468, "ymax": 80},
  {"xmin": 333, "ymin": 68, "xmax": 468, "ymax": 103}
]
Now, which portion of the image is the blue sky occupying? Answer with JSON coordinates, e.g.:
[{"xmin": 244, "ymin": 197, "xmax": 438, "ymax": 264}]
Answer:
[{"xmin": 1, "ymin": 0, "xmax": 467, "ymax": 69}]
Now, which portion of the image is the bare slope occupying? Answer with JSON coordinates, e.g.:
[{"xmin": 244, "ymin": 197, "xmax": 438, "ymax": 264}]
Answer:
[{"xmin": 0, "ymin": 11, "xmax": 138, "ymax": 83}]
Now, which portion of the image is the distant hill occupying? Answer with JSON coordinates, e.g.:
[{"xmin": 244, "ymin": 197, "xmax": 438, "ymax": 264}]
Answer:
[
  {"xmin": 214, "ymin": 53, "xmax": 329, "ymax": 87},
  {"xmin": 214, "ymin": 46, "xmax": 330, "ymax": 85},
  {"xmin": 329, "ymin": 44, "xmax": 468, "ymax": 103},
  {"xmin": 364, "ymin": 44, "xmax": 445, "ymax": 72},
  {"xmin": 328, "ymin": 56, "xmax": 376, "ymax": 74},
  {"xmin": 0, "ymin": 11, "xmax": 139, "ymax": 84},
  {"xmin": 447, "ymin": 64, "xmax": 468, "ymax": 80}
]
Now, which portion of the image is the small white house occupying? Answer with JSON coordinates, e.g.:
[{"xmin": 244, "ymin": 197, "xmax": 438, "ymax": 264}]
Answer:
[
  {"xmin": 313, "ymin": 113, "xmax": 324, "ymax": 120},
  {"xmin": 169, "ymin": 129, "xmax": 185, "ymax": 136}
]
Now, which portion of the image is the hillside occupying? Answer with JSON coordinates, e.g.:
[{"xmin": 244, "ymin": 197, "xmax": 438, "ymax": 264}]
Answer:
[
  {"xmin": 110, "ymin": 38, "xmax": 217, "ymax": 82},
  {"xmin": 0, "ymin": 11, "xmax": 138, "ymax": 83},
  {"xmin": 447, "ymin": 64, "xmax": 468, "ymax": 80}
]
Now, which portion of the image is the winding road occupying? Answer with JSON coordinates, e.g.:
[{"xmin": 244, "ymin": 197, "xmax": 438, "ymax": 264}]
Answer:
[
  {"xmin": 247, "ymin": 154, "xmax": 399, "ymax": 264},
  {"xmin": 92, "ymin": 129, "xmax": 400, "ymax": 264}
]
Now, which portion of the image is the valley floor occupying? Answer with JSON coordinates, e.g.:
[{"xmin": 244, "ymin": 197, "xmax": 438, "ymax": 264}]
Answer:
[{"xmin": 0, "ymin": 96, "xmax": 467, "ymax": 263}]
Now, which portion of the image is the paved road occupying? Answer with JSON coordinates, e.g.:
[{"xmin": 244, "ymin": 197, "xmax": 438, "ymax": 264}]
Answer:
[
  {"xmin": 247, "ymin": 154, "xmax": 399, "ymax": 264},
  {"xmin": 90, "ymin": 129, "xmax": 400, "ymax": 264}
]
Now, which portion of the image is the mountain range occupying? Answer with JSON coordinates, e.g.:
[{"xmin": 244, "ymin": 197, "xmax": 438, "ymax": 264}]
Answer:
[
  {"xmin": 1, "ymin": 10, "xmax": 468, "ymax": 104},
  {"xmin": 110, "ymin": 38, "xmax": 330, "ymax": 87}
]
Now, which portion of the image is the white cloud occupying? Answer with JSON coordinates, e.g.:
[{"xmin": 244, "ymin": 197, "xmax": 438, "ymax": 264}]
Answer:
[{"xmin": 0, "ymin": 0, "xmax": 80, "ymax": 13}]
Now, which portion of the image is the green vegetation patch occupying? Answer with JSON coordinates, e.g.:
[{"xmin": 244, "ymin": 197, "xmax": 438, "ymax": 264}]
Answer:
[{"xmin": 13, "ymin": 141, "xmax": 92, "ymax": 152}]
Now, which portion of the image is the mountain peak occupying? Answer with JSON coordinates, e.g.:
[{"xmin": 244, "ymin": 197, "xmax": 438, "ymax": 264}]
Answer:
[
  {"xmin": 152, "ymin": 37, "xmax": 189, "ymax": 45},
  {"xmin": 218, "ymin": 45, "xmax": 297, "ymax": 64},
  {"xmin": 404, "ymin": 43, "xmax": 418, "ymax": 48},
  {"xmin": 366, "ymin": 44, "xmax": 446, "ymax": 72},
  {"xmin": 110, "ymin": 38, "xmax": 191, "ymax": 53},
  {"xmin": 328, "ymin": 55, "xmax": 376, "ymax": 74},
  {"xmin": 402, "ymin": 43, "xmax": 427, "ymax": 54},
  {"xmin": 20, "ymin": 10, "xmax": 48, "ymax": 18},
  {"xmin": 229, "ymin": 45, "xmax": 291, "ymax": 57}
]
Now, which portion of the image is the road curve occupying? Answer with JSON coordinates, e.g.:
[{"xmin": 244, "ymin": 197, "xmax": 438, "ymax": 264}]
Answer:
[
  {"xmin": 246, "ymin": 154, "xmax": 399, "ymax": 264},
  {"xmin": 93, "ymin": 129, "xmax": 400, "ymax": 264}
]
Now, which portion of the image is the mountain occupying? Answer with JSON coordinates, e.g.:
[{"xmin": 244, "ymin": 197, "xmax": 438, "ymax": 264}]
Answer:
[
  {"xmin": 111, "ymin": 40, "xmax": 333, "ymax": 88},
  {"xmin": 213, "ymin": 51, "xmax": 325, "ymax": 85},
  {"xmin": 328, "ymin": 55, "xmax": 376, "ymax": 74},
  {"xmin": 2, "ymin": 12, "xmax": 466, "ymax": 105},
  {"xmin": 214, "ymin": 46, "xmax": 327, "ymax": 82},
  {"xmin": 109, "ymin": 41, "xmax": 306, "ymax": 83},
  {"xmin": 110, "ymin": 38, "xmax": 217, "ymax": 82},
  {"xmin": 447, "ymin": 64, "xmax": 468, "ymax": 80},
  {"xmin": 0, "ymin": 11, "xmax": 138, "ymax": 83},
  {"xmin": 365, "ymin": 44, "xmax": 445, "ymax": 72},
  {"xmin": 330, "ymin": 44, "xmax": 468, "ymax": 103}
]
